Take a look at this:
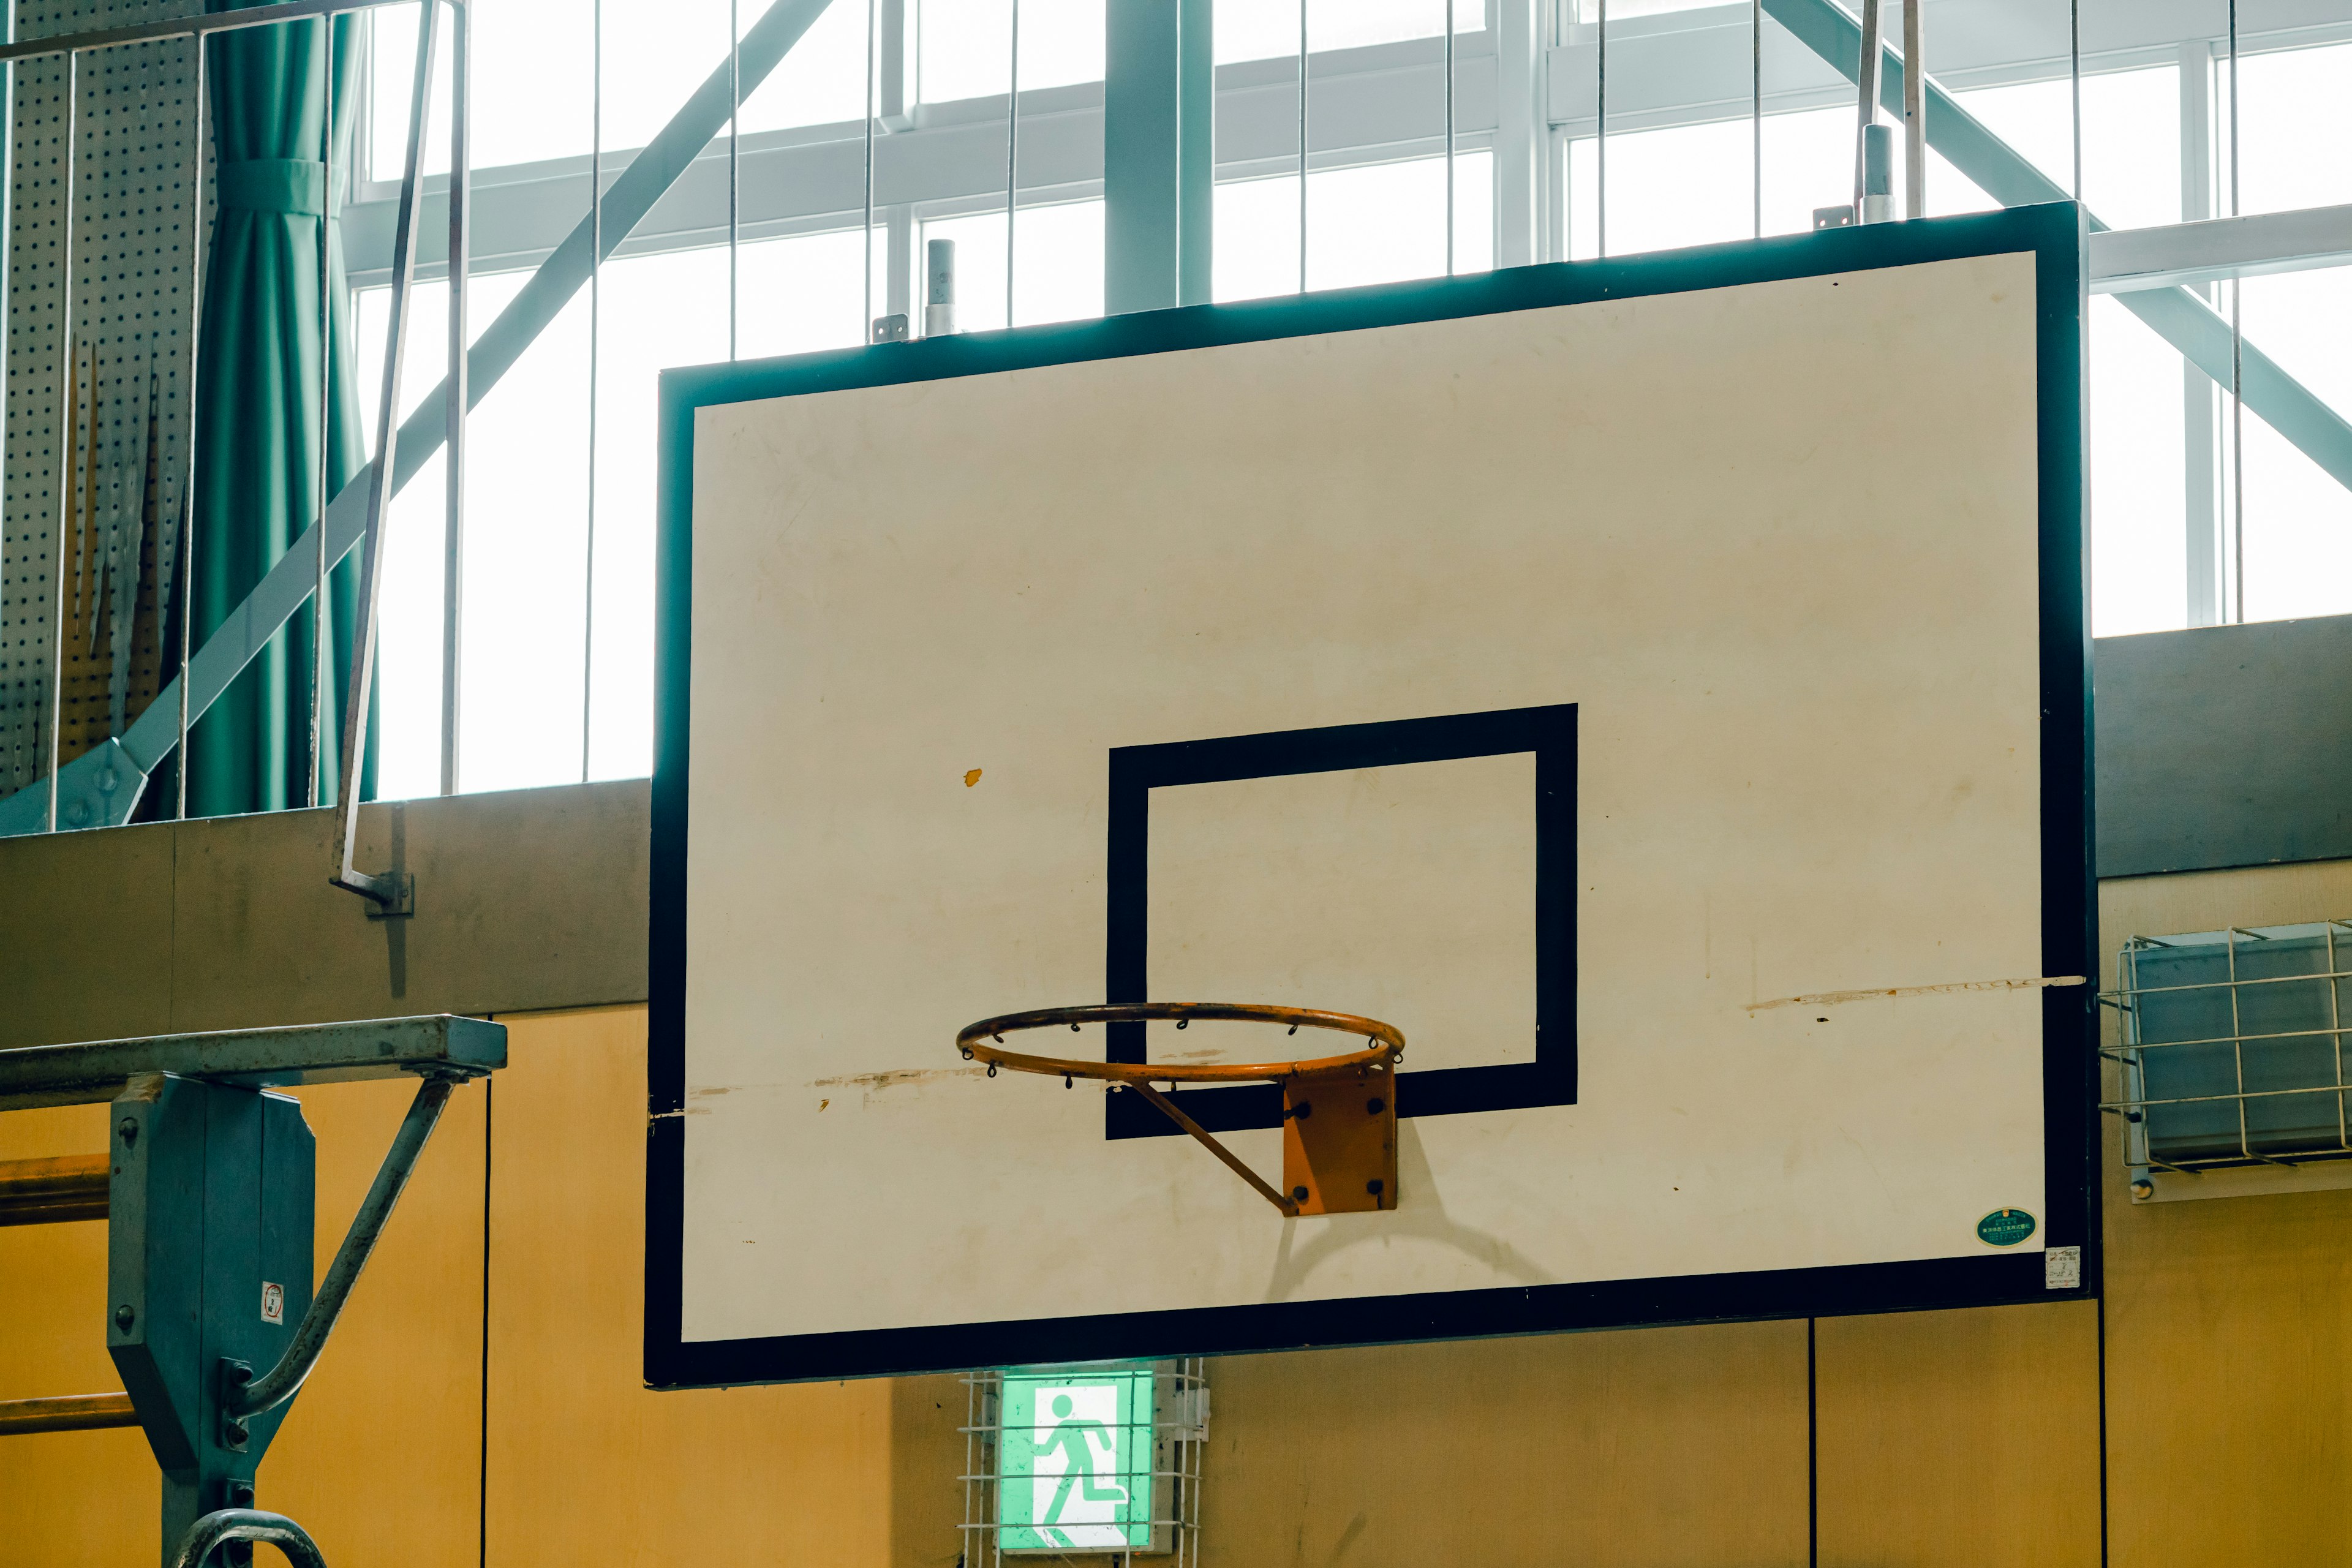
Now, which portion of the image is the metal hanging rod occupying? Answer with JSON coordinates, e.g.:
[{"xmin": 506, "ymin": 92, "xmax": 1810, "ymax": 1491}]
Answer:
[{"xmin": 0, "ymin": 1392, "xmax": 140, "ymax": 1437}]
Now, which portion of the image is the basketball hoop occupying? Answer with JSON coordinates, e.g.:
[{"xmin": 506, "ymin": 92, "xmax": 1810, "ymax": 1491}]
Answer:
[{"xmin": 958, "ymin": 1003, "xmax": 1403, "ymax": 1218}]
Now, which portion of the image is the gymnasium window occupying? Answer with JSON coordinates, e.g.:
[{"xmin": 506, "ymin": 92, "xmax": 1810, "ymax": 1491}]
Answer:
[{"xmin": 338, "ymin": 0, "xmax": 2352, "ymax": 802}]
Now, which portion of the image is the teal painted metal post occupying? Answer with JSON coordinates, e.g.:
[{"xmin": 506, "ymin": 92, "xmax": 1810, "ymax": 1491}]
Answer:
[
  {"xmin": 108, "ymin": 1075, "xmax": 315, "ymax": 1566},
  {"xmin": 1105, "ymin": 0, "xmax": 1212, "ymax": 314},
  {"xmin": 1177, "ymin": 0, "xmax": 1210, "ymax": 306}
]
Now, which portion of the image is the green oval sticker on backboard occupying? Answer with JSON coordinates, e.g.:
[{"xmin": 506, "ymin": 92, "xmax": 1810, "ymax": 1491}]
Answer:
[{"xmin": 1977, "ymin": 1208, "xmax": 2037, "ymax": 1248}]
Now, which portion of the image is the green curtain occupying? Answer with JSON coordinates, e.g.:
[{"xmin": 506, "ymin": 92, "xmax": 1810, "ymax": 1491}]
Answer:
[{"xmin": 186, "ymin": 4, "xmax": 372, "ymax": 816}]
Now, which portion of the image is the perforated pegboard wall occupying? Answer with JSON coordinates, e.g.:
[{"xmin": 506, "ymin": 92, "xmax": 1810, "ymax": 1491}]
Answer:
[{"xmin": 1, "ymin": 0, "xmax": 199, "ymax": 799}]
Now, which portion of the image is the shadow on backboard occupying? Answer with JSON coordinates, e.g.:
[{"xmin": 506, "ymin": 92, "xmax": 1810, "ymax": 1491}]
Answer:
[{"xmin": 1258, "ymin": 1119, "xmax": 1554, "ymax": 1303}]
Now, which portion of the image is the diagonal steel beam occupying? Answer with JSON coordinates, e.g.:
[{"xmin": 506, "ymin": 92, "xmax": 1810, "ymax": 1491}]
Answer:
[
  {"xmin": 1763, "ymin": 0, "xmax": 2352, "ymax": 494},
  {"xmin": 0, "ymin": 0, "xmax": 839, "ymax": 836}
]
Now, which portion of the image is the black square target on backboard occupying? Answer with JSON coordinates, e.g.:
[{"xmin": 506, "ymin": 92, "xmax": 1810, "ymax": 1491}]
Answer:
[{"xmin": 1103, "ymin": 704, "xmax": 1577, "ymax": 1140}]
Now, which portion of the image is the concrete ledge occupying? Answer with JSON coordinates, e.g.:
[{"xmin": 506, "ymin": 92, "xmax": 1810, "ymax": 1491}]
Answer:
[
  {"xmin": 2095, "ymin": 614, "xmax": 2352, "ymax": 878},
  {"xmin": 0, "ymin": 779, "xmax": 649, "ymax": 1052}
]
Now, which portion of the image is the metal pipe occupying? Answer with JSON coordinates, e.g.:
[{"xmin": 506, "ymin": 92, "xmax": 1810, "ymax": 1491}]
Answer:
[
  {"xmin": 2068, "ymin": 0, "xmax": 2080, "ymax": 200},
  {"xmin": 0, "ymin": 1153, "xmax": 108, "ymax": 1225},
  {"xmin": 1126, "ymin": 1081, "xmax": 1300, "ymax": 1218},
  {"xmin": 43, "ymin": 51, "xmax": 78, "ymax": 834},
  {"xmin": 176, "ymin": 37, "xmax": 205, "ymax": 820},
  {"xmin": 2228, "ymin": 0, "xmax": 2243, "ymax": 624},
  {"xmin": 582, "ymin": 0, "xmax": 602, "ymax": 782},
  {"xmin": 1005, "ymin": 0, "xmax": 1017, "ymax": 328},
  {"xmin": 2106, "ymin": 1081, "xmax": 2352, "ymax": 1112},
  {"xmin": 330, "ymin": 0, "xmax": 439, "ymax": 906},
  {"xmin": 0, "ymin": 1391, "xmax": 138, "ymax": 1436},
  {"xmin": 729, "ymin": 0, "xmax": 740, "ymax": 360},
  {"xmin": 1901, "ymin": 0, "xmax": 1922, "ymax": 217},
  {"xmin": 227, "ymin": 1073, "xmax": 460, "ymax": 1419},
  {"xmin": 311, "ymin": 20, "xmax": 330, "ymax": 807},
  {"xmin": 1297, "ymin": 0, "xmax": 1306, "ymax": 293},
  {"xmin": 167, "ymin": 1510, "xmax": 328, "ymax": 1568},
  {"xmin": 861, "ymin": 0, "xmax": 873, "ymax": 336},
  {"xmin": 1443, "ymin": 0, "xmax": 1453, "ymax": 275},
  {"xmin": 441, "ymin": 0, "xmax": 470, "ymax": 799},
  {"xmin": 1850, "ymin": 0, "xmax": 1879, "ymax": 215},
  {"xmin": 1596, "ymin": 0, "xmax": 1605, "ymax": 256},
  {"xmin": 1751, "ymin": 0, "xmax": 1760, "ymax": 238}
]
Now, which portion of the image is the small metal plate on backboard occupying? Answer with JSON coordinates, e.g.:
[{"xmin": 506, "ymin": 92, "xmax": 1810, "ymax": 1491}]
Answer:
[{"xmin": 1280, "ymin": 1066, "xmax": 1398, "ymax": 1215}]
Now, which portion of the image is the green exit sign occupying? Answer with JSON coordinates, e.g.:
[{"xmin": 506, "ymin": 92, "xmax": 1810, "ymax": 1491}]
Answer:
[{"xmin": 997, "ymin": 1369, "xmax": 1156, "ymax": 1552}]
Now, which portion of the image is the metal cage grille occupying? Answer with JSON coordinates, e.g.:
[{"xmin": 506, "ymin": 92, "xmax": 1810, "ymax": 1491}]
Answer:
[
  {"xmin": 960, "ymin": 1360, "xmax": 1205, "ymax": 1566},
  {"xmin": 2106, "ymin": 921, "xmax": 2352, "ymax": 1183}
]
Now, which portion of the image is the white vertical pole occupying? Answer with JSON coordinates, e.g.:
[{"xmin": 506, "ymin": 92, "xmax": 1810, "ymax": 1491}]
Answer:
[
  {"xmin": 440, "ymin": 0, "xmax": 469, "ymax": 799},
  {"xmin": 1444, "ymin": 0, "xmax": 1455, "ymax": 276},
  {"xmin": 582, "ymin": 0, "xmax": 602, "ymax": 781},
  {"xmin": 1901, "ymin": 0, "xmax": 1923, "ymax": 218},
  {"xmin": 1297, "ymin": 0, "xmax": 1308, "ymax": 293},
  {"xmin": 1596, "ymin": 0, "xmax": 1607, "ymax": 257},
  {"xmin": 1006, "ymin": 0, "xmax": 1019, "ymax": 328}
]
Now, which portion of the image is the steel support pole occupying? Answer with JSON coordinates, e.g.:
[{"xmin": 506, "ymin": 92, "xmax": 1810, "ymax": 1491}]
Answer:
[
  {"xmin": 43, "ymin": 51, "xmax": 77, "ymax": 833},
  {"xmin": 1901, "ymin": 0, "xmax": 1923, "ymax": 217},
  {"xmin": 1492, "ymin": 0, "xmax": 1542, "ymax": 268},
  {"xmin": 1851, "ymin": 0, "xmax": 1880, "ymax": 214},
  {"xmin": 440, "ymin": 0, "xmax": 470, "ymax": 799},
  {"xmin": 1102, "ymin": 0, "xmax": 1211, "ymax": 315},
  {"xmin": 309, "ymin": 20, "xmax": 330, "ymax": 808},
  {"xmin": 331, "ymin": 0, "xmax": 438, "ymax": 905},
  {"xmin": 175, "ymin": 37, "xmax": 205, "ymax": 818}
]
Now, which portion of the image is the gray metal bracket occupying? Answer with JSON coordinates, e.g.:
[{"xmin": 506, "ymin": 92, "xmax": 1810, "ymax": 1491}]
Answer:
[
  {"xmin": 108, "ymin": 1074, "xmax": 314, "ymax": 1557},
  {"xmin": 358, "ymin": 870, "xmax": 415, "ymax": 919},
  {"xmin": 224, "ymin": 1069, "xmax": 468, "ymax": 1423},
  {"xmin": 0, "ymin": 1014, "xmax": 506, "ymax": 1112}
]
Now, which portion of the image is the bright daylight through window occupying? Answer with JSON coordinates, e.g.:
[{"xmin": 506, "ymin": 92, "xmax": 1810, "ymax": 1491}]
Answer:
[{"xmin": 342, "ymin": 0, "xmax": 2352, "ymax": 804}]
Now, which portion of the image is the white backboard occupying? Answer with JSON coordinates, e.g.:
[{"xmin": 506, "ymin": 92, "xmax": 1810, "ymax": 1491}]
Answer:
[{"xmin": 647, "ymin": 205, "xmax": 2094, "ymax": 1386}]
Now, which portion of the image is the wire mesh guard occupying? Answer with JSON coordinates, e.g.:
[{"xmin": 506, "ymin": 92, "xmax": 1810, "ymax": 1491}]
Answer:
[
  {"xmin": 2105, "ymin": 921, "xmax": 2352, "ymax": 1191},
  {"xmin": 961, "ymin": 1361, "xmax": 1207, "ymax": 1566}
]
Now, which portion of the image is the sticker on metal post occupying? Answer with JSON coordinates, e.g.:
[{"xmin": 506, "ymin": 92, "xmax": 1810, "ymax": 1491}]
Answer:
[
  {"xmin": 1975, "ymin": 1208, "xmax": 2037, "ymax": 1248},
  {"xmin": 260, "ymin": 1282, "xmax": 284, "ymax": 1325}
]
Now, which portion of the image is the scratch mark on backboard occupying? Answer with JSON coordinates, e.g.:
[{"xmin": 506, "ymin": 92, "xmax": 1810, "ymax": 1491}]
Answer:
[
  {"xmin": 1746, "ymin": 974, "xmax": 2087, "ymax": 1012},
  {"xmin": 810, "ymin": 1066, "xmax": 989, "ymax": 1091}
]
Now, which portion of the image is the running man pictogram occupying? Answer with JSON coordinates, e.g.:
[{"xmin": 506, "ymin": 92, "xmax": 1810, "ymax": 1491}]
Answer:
[{"xmin": 1038, "ymin": 1392, "xmax": 1128, "ymax": 1525}]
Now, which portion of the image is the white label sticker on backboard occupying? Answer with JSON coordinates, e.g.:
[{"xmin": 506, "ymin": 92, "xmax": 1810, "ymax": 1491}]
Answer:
[
  {"xmin": 2043, "ymin": 1246, "xmax": 2081, "ymax": 1290},
  {"xmin": 260, "ymin": 1282, "xmax": 284, "ymax": 1324}
]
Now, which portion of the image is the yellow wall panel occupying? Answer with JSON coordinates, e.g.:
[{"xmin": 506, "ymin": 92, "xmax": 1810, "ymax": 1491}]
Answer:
[
  {"xmin": 483, "ymin": 1007, "xmax": 893, "ymax": 1567},
  {"xmin": 890, "ymin": 1374, "xmax": 971, "ymax": 1568},
  {"xmin": 1815, "ymin": 1300, "xmax": 2102, "ymax": 1568},
  {"xmin": 1193, "ymin": 1320, "xmax": 1809, "ymax": 1568},
  {"xmin": 264, "ymin": 1074, "xmax": 488, "ymax": 1568},
  {"xmin": 2099, "ymin": 858, "xmax": 2352, "ymax": 1567},
  {"xmin": 0, "ymin": 1101, "xmax": 153, "ymax": 1566}
]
